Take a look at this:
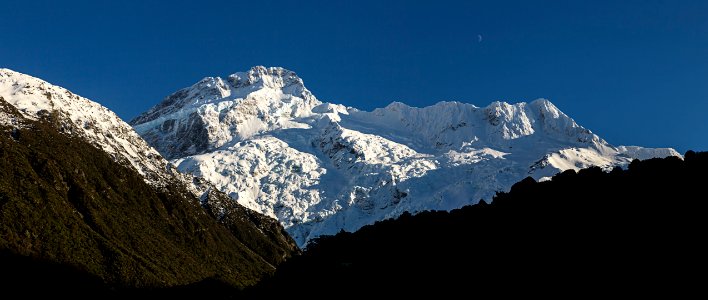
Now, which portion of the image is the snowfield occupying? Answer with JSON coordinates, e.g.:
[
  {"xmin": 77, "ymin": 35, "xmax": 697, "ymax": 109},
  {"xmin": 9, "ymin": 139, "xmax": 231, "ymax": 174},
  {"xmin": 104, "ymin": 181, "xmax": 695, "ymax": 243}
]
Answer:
[{"xmin": 130, "ymin": 66, "xmax": 680, "ymax": 246}]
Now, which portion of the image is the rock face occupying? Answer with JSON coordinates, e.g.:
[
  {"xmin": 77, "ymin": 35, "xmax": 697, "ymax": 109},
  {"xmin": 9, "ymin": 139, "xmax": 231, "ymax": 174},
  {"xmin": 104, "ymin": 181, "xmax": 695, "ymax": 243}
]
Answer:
[
  {"xmin": 132, "ymin": 66, "xmax": 680, "ymax": 246},
  {"xmin": 0, "ymin": 69, "xmax": 299, "ymax": 287},
  {"xmin": 131, "ymin": 66, "xmax": 319, "ymax": 160}
]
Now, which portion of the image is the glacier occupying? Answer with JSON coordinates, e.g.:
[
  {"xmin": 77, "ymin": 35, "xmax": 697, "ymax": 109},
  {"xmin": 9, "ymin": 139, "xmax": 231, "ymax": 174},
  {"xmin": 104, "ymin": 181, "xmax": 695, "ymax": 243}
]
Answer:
[{"xmin": 130, "ymin": 66, "xmax": 680, "ymax": 247}]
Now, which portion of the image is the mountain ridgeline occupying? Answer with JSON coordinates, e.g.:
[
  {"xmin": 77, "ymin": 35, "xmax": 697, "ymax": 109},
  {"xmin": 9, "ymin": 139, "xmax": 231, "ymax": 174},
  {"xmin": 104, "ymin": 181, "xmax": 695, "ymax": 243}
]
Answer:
[
  {"xmin": 130, "ymin": 66, "xmax": 679, "ymax": 246},
  {"xmin": 0, "ymin": 71, "xmax": 298, "ymax": 294},
  {"xmin": 255, "ymin": 152, "xmax": 707, "ymax": 296}
]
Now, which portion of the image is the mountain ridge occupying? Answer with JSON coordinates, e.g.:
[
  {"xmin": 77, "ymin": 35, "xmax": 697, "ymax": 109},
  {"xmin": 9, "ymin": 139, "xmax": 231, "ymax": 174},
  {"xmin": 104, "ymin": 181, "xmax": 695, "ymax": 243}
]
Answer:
[
  {"xmin": 128, "ymin": 66, "xmax": 678, "ymax": 246},
  {"xmin": 0, "ymin": 68, "xmax": 174, "ymax": 187},
  {"xmin": 0, "ymin": 99, "xmax": 274, "ymax": 287},
  {"xmin": 0, "ymin": 68, "xmax": 299, "ymax": 286}
]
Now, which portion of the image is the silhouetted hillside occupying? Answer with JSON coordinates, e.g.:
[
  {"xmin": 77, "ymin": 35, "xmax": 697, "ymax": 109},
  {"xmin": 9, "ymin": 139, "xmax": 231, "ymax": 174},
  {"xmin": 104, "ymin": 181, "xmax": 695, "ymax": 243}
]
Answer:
[
  {"xmin": 0, "ymin": 98, "xmax": 297, "ymax": 294},
  {"xmin": 255, "ymin": 151, "xmax": 707, "ymax": 296}
]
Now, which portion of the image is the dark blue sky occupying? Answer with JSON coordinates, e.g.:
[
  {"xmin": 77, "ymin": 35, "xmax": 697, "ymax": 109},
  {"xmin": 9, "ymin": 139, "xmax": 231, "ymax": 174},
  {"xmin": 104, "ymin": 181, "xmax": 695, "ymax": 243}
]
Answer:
[{"xmin": 1, "ymin": 1, "xmax": 706, "ymax": 152}]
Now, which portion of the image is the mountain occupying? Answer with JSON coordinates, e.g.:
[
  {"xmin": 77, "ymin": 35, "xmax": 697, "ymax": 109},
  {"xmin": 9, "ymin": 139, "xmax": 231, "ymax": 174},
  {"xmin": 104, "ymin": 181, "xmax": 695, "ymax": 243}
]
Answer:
[
  {"xmin": 0, "ymin": 68, "xmax": 177, "ymax": 187},
  {"xmin": 0, "ymin": 69, "xmax": 298, "ymax": 289},
  {"xmin": 253, "ymin": 152, "xmax": 706, "ymax": 296},
  {"xmin": 131, "ymin": 66, "xmax": 680, "ymax": 246}
]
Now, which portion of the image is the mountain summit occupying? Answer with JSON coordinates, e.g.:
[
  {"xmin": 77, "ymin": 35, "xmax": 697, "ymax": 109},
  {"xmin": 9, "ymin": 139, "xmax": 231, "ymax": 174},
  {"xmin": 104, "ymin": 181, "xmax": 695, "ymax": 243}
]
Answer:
[
  {"xmin": 131, "ymin": 66, "xmax": 319, "ymax": 159},
  {"xmin": 132, "ymin": 66, "xmax": 680, "ymax": 246}
]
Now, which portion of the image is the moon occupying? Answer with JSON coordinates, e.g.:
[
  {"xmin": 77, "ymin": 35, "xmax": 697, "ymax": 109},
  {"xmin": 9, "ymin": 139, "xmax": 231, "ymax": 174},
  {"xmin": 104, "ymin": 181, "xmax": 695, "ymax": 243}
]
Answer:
[{"xmin": 477, "ymin": 34, "xmax": 483, "ymax": 42}]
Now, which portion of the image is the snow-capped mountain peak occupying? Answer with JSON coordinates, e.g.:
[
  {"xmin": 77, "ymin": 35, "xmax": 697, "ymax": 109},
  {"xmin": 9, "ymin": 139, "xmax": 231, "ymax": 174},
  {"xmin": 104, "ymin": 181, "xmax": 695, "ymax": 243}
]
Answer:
[
  {"xmin": 229, "ymin": 66, "xmax": 306, "ymax": 90},
  {"xmin": 131, "ymin": 66, "xmax": 320, "ymax": 159},
  {"xmin": 132, "ymin": 66, "xmax": 680, "ymax": 246},
  {"xmin": 131, "ymin": 66, "xmax": 316, "ymax": 124}
]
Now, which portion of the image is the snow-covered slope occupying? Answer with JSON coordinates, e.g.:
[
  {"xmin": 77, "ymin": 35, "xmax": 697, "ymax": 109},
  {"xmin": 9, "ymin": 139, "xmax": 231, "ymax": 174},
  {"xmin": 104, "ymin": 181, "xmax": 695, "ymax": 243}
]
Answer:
[
  {"xmin": 132, "ymin": 66, "xmax": 681, "ymax": 246},
  {"xmin": 0, "ymin": 68, "xmax": 179, "ymax": 188}
]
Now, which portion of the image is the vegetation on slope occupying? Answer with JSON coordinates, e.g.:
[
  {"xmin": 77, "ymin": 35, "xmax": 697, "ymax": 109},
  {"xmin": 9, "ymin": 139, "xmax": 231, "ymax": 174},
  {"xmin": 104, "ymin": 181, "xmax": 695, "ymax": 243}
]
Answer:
[{"xmin": 0, "ymin": 98, "xmax": 297, "ymax": 293}]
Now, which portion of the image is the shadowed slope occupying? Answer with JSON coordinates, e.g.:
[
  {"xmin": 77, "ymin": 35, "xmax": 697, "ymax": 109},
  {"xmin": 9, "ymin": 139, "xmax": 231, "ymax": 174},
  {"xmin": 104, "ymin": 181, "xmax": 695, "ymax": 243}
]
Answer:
[{"xmin": 0, "ymin": 97, "xmax": 296, "ymax": 289}]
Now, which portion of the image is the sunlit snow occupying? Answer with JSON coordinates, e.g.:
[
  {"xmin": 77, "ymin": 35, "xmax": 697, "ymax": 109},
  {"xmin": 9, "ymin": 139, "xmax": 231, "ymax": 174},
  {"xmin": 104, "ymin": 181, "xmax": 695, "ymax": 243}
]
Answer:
[{"xmin": 130, "ymin": 66, "xmax": 680, "ymax": 247}]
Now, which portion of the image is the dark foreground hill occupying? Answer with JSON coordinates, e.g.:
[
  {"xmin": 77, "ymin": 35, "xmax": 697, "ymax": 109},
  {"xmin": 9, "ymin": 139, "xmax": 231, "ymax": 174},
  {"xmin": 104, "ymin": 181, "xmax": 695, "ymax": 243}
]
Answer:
[
  {"xmin": 0, "ymin": 98, "xmax": 297, "ymax": 297},
  {"xmin": 254, "ymin": 151, "xmax": 707, "ymax": 296}
]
